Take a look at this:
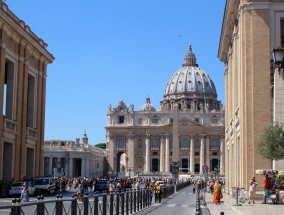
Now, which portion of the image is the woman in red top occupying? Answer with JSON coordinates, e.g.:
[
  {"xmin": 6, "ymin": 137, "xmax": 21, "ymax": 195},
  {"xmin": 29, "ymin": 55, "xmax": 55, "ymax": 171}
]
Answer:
[{"xmin": 262, "ymin": 175, "xmax": 271, "ymax": 204}]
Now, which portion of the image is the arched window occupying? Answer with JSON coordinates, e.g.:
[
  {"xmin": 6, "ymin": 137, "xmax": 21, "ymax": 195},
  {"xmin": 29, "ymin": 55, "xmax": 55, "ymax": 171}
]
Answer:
[{"xmin": 117, "ymin": 138, "xmax": 125, "ymax": 149}]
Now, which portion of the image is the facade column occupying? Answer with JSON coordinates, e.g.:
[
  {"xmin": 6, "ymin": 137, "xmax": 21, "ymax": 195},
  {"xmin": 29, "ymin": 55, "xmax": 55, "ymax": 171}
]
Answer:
[
  {"xmin": 65, "ymin": 157, "xmax": 69, "ymax": 177},
  {"xmin": 85, "ymin": 156, "xmax": 90, "ymax": 177},
  {"xmin": 108, "ymin": 133, "xmax": 115, "ymax": 175},
  {"xmin": 145, "ymin": 134, "xmax": 150, "ymax": 172},
  {"xmin": 200, "ymin": 136, "xmax": 205, "ymax": 174},
  {"xmin": 165, "ymin": 135, "xmax": 170, "ymax": 172},
  {"xmin": 81, "ymin": 157, "xmax": 86, "ymax": 176},
  {"xmin": 160, "ymin": 136, "xmax": 165, "ymax": 172},
  {"xmin": 127, "ymin": 134, "xmax": 135, "ymax": 176},
  {"xmin": 69, "ymin": 158, "xmax": 73, "ymax": 178},
  {"xmin": 206, "ymin": 136, "xmax": 210, "ymax": 171},
  {"xmin": 220, "ymin": 136, "xmax": 225, "ymax": 174},
  {"xmin": 190, "ymin": 136, "xmax": 194, "ymax": 174},
  {"xmin": 49, "ymin": 156, "xmax": 53, "ymax": 175}
]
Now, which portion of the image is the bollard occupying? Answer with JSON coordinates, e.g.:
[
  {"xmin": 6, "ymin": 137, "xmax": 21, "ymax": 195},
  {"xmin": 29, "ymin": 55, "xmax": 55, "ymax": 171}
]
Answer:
[
  {"xmin": 121, "ymin": 192, "xmax": 125, "ymax": 215},
  {"xmin": 116, "ymin": 193, "xmax": 120, "ymax": 215},
  {"xmin": 102, "ymin": 193, "xmax": 107, "ymax": 215},
  {"xmin": 94, "ymin": 194, "xmax": 98, "ymax": 215},
  {"xmin": 71, "ymin": 198, "xmax": 77, "ymax": 215},
  {"xmin": 126, "ymin": 192, "xmax": 129, "ymax": 215},
  {"xmin": 109, "ymin": 193, "xmax": 114, "ymax": 215},
  {"xmin": 130, "ymin": 191, "xmax": 133, "ymax": 214},
  {"xmin": 134, "ymin": 190, "xmax": 136, "ymax": 213}
]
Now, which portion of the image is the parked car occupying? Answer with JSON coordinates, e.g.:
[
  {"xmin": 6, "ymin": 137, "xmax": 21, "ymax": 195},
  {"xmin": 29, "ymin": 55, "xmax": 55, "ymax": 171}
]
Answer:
[
  {"xmin": 9, "ymin": 181, "xmax": 36, "ymax": 196},
  {"xmin": 33, "ymin": 177, "xmax": 56, "ymax": 195},
  {"xmin": 95, "ymin": 180, "xmax": 109, "ymax": 192}
]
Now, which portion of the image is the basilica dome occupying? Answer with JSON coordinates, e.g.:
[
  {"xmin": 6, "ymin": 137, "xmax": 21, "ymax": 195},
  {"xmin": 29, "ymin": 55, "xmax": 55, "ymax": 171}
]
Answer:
[
  {"xmin": 161, "ymin": 45, "xmax": 222, "ymax": 112},
  {"xmin": 164, "ymin": 45, "xmax": 217, "ymax": 100}
]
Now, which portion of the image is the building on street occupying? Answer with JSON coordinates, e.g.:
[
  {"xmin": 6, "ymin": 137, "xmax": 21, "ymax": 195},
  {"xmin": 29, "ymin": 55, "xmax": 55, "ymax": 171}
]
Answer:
[
  {"xmin": 218, "ymin": 0, "xmax": 284, "ymax": 192},
  {"xmin": 0, "ymin": 2, "xmax": 54, "ymax": 182},
  {"xmin": 106, "ymin": 45, "xmax": 225, "ymax": 178},
  {"xmin": 44, "ymin": 132, "xmax": 106, "ymax": 178}
]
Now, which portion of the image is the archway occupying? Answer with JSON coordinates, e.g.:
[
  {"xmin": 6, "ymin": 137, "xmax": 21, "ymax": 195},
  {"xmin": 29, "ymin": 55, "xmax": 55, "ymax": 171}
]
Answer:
[{"xmin": 116, "ymin": 152, "xmax": 127, "ymax": 177}]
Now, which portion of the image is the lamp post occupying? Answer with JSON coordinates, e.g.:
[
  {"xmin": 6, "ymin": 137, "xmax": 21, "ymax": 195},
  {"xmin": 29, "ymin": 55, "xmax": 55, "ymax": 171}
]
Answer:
[{"xmin": 271, "ymin": 47, "xmax": 284, "ymax": 170}]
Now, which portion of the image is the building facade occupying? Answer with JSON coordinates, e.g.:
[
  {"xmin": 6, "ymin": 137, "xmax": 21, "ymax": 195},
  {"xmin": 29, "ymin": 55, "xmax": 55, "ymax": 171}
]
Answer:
[
  {"xmin": 218, "ymin": 0, "xmax": 284, "ymax": 191},
  {"xmin": 44, "ymin": 132, "xmax": 106, "ymax": 178},
  {"xmin": 106, "ymin": 46, "xmax": 225, "ymax": 177},
  {"xmin": 0, "ymin": 3, "xmax": 54, "ymax": 182}
]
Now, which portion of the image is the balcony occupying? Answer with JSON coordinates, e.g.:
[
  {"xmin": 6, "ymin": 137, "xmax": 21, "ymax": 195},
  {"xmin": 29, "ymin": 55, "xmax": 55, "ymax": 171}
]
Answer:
[
  {"xmin": 3, "ymin": 118, "xmax": 17, "ymax": 133},
  {"xmin": 27, "ymin": 127, "xmax": 37, "ymax": 139}
]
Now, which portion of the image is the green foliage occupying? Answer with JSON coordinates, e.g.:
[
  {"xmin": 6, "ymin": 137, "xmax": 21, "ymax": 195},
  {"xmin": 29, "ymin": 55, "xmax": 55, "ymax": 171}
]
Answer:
[
  {"xmin": 95, "ymin": 143, "xmax": 106, "ymax": 149},
  {"xmin": 257, "ymin": 122, "xmax": 284, "ymax": 160}
]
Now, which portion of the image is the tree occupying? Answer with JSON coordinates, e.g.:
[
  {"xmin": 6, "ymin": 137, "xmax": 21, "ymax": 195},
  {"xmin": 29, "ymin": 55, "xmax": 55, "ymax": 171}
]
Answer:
[
  {"xmin": 257, "ymin": 122, "xmax": 284, "ymax": 160},
  {"xmin": 95, "ymin": 143, "xmax": 106, "ymax": 149}
]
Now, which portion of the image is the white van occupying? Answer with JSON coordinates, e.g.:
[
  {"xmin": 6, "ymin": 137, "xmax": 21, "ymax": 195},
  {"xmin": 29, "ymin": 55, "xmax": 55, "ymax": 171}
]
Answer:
[{"xmin": 33, "ymin": 177, "xmax": 56, "ymax": 195}]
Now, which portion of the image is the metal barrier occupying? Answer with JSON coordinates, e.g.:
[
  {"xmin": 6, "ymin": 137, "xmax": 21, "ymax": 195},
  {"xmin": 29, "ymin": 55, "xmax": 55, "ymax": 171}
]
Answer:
[
  {"xmin": 0, "ymin": 189, "xmax": 152, "ymax": 215},
  {"xmin": 1, "ymin": 181, "xmax": 192, "ymax": 215},
  {"xmin": 195, "ymin": 188, "xmax": 201, "ymax": 215}
]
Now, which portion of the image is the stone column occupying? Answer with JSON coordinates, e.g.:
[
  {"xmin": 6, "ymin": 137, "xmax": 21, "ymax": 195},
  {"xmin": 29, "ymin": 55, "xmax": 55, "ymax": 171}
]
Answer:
[
  {"xmin": 108, "ymin": 133, "xmax": 115, "ymax": 175},
  {"xmin": 81, "ymin": 157, "xmax": 86, "ymax": 176},
  {"xmin": 160, "ymin": 136, "xmax": 165, "ymax": 172},
  {"xmin": 145, "ymin": 135, "xmax": 150, "ymax": 172},
  {"xmin": 69, "ymin": 158, "xmax": 73, "ymax": 178},
  {"xmin": 49, "ymin": 156, "xmax": 53, "ymax": 175},
  {"xmin": 127, "ymin": 134, "xmax": 135, "ymax": 176},
  {"xmin": 65, "ymin": 157, "xmax": 69, "ymax": 177},
  {"xmin": 85, "ymin": 157, "xmax": 90, "ymax": 177},
  {"xmin": 165, "ymin": 135, "xmax": 170, "ymax": 172},
  {"xmin": 206, "ymin": 136, "xmax": 210, "ymax": 171},
  {"xmin": 200, "ymin": 136, "xmax": 205, "ymax": 174},
  {"xmin": 190, "ymin": 136, "xmax": 194, "ymax": 174},
  {"xmin": 220, "ymin": 136, "xmax": 225, "ymax": 174}
]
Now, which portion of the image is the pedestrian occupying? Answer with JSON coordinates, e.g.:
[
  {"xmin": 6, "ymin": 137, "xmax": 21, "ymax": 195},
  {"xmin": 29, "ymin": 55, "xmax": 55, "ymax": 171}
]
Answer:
[
  {"xmin": 248, "ymin": 176, "xmax": 257, "ymax": 204},
  {"xmin": 155, "ymin": 182, "xmax": 162, "ymax": 203},
  {"xmin": 135, "ymin": 179, "xmax": 141, "ymax": 190},
  {"xmin": 77, "ymin": 178, "xmax": 84, "ymax": 201},
  {"xmin": 192, "ymin": 182, "xmax": 196, "ymax": 193},
  {"xmin": 109, "ymin": 179, "xmax": 115, "ymax": 193},
  {"xmin": 20, "ymin": 183, "xmax": 29, "ymax": 202},
  {"xmin": 261, "ymin": 175, "xmax": 271, "ymax": 204},
  {"xmin": 149, "ymin": 181, "xmax": 155, "ymax": 203},
  {"xmin": 213, "ymin": 180, "xmax": 222, "ymax": 205}
]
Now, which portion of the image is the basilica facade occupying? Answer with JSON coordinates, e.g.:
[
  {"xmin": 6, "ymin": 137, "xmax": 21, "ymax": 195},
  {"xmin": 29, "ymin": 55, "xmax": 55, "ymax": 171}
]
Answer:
[{"xmin": 106, "ymin": 46, "xmax": 225, "ymax": 177}]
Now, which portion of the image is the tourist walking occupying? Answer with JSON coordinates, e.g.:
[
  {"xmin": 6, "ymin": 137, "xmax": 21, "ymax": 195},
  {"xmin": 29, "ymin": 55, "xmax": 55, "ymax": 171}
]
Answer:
[
  {"xmin": 20, "ymin": 183, "xmax": 29, "ymax": 202},
  {"xmin": 213, "ymin": 180, "xmax": 222, "ymax": 205},
  {"xmin": 248, "ymin": 176, "xmax": 257, "ymax": 204},
  {"xmin": 262, "ymin": 175, "xmax": 271, "ymax": 204}
]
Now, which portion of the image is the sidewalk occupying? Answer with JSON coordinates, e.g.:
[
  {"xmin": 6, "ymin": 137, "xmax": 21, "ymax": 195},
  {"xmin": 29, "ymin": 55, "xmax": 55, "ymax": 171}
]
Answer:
[{"xmin": 205, "ymin": 191, "xmax": 284, "ymax": 215}]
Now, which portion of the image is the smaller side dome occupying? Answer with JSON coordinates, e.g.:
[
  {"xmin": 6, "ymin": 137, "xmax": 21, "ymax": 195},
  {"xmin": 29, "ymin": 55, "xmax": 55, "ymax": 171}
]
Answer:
[{"xmin": 140, "ymin": 97, "xmax": 156, "ymax": 112}]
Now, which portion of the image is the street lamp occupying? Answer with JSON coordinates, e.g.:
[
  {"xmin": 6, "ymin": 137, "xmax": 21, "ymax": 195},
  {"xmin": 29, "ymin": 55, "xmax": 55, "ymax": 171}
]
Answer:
[{"xmin": 272, "ymin": 47, "xmax": 284, "ymax": 71}]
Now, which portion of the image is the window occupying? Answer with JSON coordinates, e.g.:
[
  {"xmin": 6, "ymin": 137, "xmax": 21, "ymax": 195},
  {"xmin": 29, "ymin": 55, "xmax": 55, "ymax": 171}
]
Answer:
[
  {"xmin": 180, "ymin": 138, "xmax": 189, "ymax": 149},
  {"xmin": 97, "ymin": 163, "xmax": 99, "ymax": 168},
  {"xmin": 3, "ymin": 60, "xmax": 15, "ymax": 119},
  {"xmin": 194, "ymin": 139, "xmax": 200, "ymax": 149},
  {"xmin": 27, "ymin": 74, "xmax": 36, "ymax": 128},
  {"xmin": 151, "ymin": 137, "xmax": 160, "ymax": 149},
  {"xmin": 138, "ymin": 118, "xmax": 142, "ymax": 124},
  {"xmin": 211, "ymin": 139, "xmax": 220, "ymax": 150},
  {"xmin": 153, "ymin": 152, "xmax": 158, "ymax": 155},
  {"xmin": 151, "ymin": 118, "xmax": 158, "ymax": 124},
  {"xmin": 117, "ymin": 138, "xmax": 125, "ymax": 149},
  {"xmin": 195, "ymin": 118, "xmax": 199, "ymax": 123},
  {"xmin": 118, "ymin": 116, "xmax": 124, "ymax": 124}
]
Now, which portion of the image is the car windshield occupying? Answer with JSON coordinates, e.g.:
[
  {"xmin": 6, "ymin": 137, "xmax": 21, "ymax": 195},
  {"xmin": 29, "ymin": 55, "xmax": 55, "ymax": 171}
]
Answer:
[
  {"xmin": 11, "ymin": 182, "xmax": 23, "ymax": 187},
  {"xmin": 34, "ymin": 179, "xmax": 49, "ymax": 185}
]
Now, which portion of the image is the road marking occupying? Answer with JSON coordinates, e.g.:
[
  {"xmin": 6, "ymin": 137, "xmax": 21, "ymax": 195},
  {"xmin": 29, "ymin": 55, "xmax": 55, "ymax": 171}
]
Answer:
[
  {"xmin": 166, "ymin": 204, "xmax": 176, "ymax": 207},
  {"xmin": 181, "ymin": 204, "xmax": 189, "ymax": 207}
]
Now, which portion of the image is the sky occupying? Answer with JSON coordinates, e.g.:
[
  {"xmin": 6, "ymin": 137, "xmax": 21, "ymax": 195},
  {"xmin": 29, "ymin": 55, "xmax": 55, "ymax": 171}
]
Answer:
[{"xmin": 8, "ymin": 1, "xmax": 226, "ymax": 145}]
